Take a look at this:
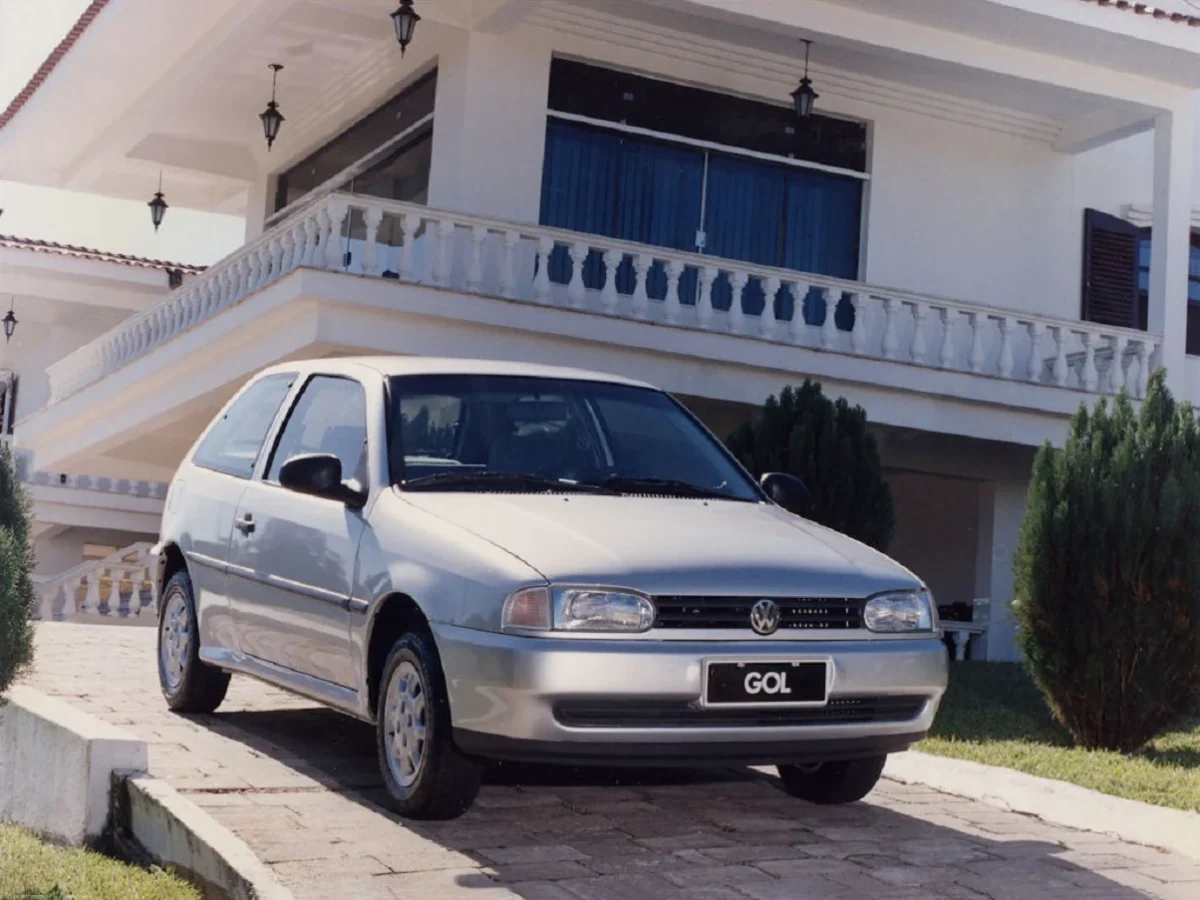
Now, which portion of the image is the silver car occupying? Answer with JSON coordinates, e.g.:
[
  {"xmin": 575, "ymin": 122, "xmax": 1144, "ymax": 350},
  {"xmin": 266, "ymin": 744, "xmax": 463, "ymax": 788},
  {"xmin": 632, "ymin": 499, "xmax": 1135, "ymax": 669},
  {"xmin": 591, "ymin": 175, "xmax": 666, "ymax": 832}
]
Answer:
[{"xmin": 153, "ymin": 357, "xmax": 947, "ymax": 819}]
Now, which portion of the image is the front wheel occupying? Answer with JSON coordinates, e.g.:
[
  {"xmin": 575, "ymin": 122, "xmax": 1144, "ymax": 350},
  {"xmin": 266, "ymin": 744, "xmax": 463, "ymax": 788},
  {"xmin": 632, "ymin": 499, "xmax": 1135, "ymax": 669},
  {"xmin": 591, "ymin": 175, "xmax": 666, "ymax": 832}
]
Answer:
[
  {"xmin": 376, "ymin": 631, "xmax": 482, "ymax": 819},
  {"xmin": 157, "ymin": 570, "xmax": 230, "ymax": 714},
  {"xmin": 776, "ymin": 755, "xmax": 887, "ymax": 805}
]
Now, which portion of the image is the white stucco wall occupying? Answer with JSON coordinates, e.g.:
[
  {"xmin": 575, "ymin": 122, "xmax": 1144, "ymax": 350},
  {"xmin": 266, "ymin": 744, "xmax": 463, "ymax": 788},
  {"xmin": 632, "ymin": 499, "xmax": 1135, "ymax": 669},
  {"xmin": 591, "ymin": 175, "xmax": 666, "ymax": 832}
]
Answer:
[
  {"xmin": 246, "ymin": 19, "xmax": 1162, "ymax": 326},
  {"xmin": 3, "ymin": 311, "xmax": 129, "ymax": 418}
]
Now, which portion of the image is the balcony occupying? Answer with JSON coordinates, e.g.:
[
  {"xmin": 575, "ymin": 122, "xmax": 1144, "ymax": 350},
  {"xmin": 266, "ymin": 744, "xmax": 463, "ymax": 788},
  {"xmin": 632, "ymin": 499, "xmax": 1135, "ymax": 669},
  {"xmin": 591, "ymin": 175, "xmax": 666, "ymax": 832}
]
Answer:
[{"xmin": 19, "ymin": 192, "xmax": 1158, "ymax": 476}]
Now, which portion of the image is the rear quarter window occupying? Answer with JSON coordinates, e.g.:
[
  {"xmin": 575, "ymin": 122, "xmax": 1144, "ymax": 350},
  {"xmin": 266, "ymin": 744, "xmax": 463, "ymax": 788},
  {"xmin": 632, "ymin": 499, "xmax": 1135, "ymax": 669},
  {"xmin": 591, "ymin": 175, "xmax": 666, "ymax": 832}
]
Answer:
[{"xmin": 192, "ymin": 373, "xmax": 295, "ymax": 479}]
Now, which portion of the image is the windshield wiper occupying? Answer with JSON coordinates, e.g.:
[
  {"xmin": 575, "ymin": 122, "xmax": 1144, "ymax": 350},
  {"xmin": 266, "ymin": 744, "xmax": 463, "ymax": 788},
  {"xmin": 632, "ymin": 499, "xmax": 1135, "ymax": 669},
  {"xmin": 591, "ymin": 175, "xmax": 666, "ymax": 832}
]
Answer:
[
  {"xmin": 402, "ymin": 471, "xmax": 617, "ymax": 494},
  {"xmin": 589, "ymin": 476, "xmax": 737, "ymax": 500}
]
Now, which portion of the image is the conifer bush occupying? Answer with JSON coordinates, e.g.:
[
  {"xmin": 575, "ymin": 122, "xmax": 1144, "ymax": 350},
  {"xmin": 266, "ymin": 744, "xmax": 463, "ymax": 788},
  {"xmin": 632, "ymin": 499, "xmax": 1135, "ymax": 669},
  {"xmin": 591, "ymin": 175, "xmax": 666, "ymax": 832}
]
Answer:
[
  {"xmin": 726, "ymin": 380, "xmax": 895, "ymax": 551},
  {"xmin": 1013, "ymin": 370, "xmax": 1200, "ymax": 752},
  {"xmin": 0, "ymin": 442, "xmax": 35, "ymax": 694}
]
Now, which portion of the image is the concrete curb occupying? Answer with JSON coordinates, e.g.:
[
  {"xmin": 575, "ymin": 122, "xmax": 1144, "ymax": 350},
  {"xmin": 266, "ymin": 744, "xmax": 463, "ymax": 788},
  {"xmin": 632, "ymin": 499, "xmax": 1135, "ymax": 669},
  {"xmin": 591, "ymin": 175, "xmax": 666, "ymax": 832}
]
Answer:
[
  {"xmin": 884, "ymin": 750, "xmax": 1200, "ymax": 863},
  {"xmin": 120, "ymin": 775, "xmax": 295, "ymax": 900},
  {"xmin": 0, "ymin": 685, "xmax": 146, "ymax": 844},
  {"xmin": 0, "ymin": 685, "xmax": 293, "ymax": 900}
]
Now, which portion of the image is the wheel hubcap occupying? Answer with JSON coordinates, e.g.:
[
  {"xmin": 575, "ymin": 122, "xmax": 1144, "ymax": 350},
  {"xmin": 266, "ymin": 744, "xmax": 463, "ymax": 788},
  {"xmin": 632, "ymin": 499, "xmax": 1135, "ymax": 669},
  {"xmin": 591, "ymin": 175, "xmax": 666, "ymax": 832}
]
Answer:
[
  {"xmin": 160, "ymin": 590, "xmax": 190, "ymax": 692},
  {"xmin": 384, "ymin": 660, "xmax": 428, "ymax": 788}
]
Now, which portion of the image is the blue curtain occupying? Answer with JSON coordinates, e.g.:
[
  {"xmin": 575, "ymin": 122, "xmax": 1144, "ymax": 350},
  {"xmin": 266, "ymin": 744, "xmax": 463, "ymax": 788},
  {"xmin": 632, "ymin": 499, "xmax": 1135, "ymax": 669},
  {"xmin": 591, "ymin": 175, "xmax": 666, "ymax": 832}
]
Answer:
[
  {"xmin": 540, "ymin": 121, "xmax": 861, "ymax": 322},
  {"xmin": 614, "ymin": 138, "xmax": 703, "ymax": 299},
  {"xmin": 703, "ymin": 155, "xmax": 784, "ymax": 315},
  {"xmin": 540, "ymin": 123, "xmax": 703, "ymax": 296},
  {"xmin": 784, "ymin": 170, "xmax": 862, "ymax": 328}
]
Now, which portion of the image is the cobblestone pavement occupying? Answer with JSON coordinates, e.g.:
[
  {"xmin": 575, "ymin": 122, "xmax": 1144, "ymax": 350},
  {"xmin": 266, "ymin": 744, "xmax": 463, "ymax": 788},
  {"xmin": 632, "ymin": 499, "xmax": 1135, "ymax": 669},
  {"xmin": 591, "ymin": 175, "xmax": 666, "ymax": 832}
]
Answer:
[{"xmin": 26, "ymin": 624, "xmax": 1200, "ymax": 900}]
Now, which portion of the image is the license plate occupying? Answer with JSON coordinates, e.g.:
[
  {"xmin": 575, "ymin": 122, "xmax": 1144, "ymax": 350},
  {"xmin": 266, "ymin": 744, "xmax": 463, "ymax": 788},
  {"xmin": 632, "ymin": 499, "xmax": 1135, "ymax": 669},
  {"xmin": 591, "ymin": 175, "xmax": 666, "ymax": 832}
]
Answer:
[{"xmin": 704, "ymin": 660, "xmax": 829, "ymax": 706}]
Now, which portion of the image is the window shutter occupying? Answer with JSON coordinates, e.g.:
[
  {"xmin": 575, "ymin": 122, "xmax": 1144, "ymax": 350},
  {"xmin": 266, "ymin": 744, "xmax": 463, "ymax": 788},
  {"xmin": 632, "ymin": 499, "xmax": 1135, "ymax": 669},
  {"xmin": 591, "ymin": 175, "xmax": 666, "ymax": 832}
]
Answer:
[{"xmin": 1081, "ymin": 208, "xmax": 1140, "ymax": 329}]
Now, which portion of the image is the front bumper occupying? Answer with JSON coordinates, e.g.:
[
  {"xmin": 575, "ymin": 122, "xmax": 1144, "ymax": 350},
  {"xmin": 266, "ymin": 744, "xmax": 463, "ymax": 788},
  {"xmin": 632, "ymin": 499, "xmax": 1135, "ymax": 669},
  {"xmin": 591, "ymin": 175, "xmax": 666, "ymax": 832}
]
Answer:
[{"xmin": 432, "ymin": 623, "xmax": 948, "ymax": 765}]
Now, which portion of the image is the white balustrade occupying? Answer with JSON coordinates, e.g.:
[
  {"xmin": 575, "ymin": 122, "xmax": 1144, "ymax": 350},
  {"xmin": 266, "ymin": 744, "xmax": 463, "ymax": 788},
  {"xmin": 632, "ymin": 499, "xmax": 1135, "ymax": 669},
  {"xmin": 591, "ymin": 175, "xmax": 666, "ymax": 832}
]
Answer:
[
  {"xmin": 44, "ymin": 192, "xmax": 1164, "ymax": 408},
  {"xmin": 34, "ymin": 543, "xmax": 157, "ymax": 625}
]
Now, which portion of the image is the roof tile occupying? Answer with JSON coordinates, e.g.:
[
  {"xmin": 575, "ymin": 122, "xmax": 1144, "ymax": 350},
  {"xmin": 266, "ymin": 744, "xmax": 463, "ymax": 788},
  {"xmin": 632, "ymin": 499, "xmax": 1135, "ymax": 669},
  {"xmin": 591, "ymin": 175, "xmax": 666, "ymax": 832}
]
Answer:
[
  {"xmin": 0, "ymin": 0, "xmax": 112, "ymax": 133},
  {"xmin": 1079, "ymin": 0, "xmax": 1200, "ymax": 26},
  {"xmin": 0, "ymin": 233, "xmax": 203, "ymax": 273}
]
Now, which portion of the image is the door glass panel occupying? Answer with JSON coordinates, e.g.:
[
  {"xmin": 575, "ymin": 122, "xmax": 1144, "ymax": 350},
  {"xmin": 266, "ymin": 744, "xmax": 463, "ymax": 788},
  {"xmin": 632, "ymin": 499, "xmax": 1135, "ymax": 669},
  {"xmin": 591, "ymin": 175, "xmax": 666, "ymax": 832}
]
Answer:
[
  {"xmin": 267, "ymin": 377, "xmax": 368, "ymax": 484},
  {"xmin": 192, "ymin": 374, "xmax": 295, "ymax": 479}
]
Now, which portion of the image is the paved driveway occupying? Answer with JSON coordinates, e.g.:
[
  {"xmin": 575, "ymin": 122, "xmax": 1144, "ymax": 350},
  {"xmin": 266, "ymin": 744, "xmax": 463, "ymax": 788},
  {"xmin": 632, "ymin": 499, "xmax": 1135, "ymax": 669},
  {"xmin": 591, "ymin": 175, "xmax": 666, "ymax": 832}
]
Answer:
[{"xmin": 26, "ymin": 624, "xmax": 1200, "ymax": 900}]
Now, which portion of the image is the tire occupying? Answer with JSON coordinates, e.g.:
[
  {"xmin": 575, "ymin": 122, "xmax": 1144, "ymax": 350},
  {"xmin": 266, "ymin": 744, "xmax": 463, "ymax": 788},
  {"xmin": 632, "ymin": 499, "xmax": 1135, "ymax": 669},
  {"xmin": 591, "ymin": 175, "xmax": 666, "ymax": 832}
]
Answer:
[
  {"xmin": 776, "ymin": 755, "xmax": 887, "ymax": 805},
  {"xmin": 376, "ymin": 630, "xmax": 482, "ymax": 819},
  {"xmin": 157, "ymin": 570, "xmax": 230, "ymax": 714}
]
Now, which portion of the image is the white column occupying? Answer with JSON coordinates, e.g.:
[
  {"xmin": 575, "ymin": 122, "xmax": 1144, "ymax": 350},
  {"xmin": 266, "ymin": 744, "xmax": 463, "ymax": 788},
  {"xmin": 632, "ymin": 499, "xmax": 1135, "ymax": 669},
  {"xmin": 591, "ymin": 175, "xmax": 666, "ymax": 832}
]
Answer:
[
  {"xmin": 242, "ymin": 175, "xmax": 273, "ymax": 241},
  {"xmin": 426, "ymin": 31, "xmax": 552, "ymax": 222},
  {"xmin": 973, "ymin": 480, "xmax": 1027, "ymax": 662},
  {"xmin": 1147, "ymin": 107, "xmax": 1194, "ymax": 394}
]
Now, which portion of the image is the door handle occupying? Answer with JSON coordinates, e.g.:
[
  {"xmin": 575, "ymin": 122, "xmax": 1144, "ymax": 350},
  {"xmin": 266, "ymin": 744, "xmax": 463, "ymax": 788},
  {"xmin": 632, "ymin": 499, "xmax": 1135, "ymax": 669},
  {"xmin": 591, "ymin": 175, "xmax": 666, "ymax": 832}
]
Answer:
[{"xmin": 234, "ymin": 513, "xmax": 256, "ymax": 535}]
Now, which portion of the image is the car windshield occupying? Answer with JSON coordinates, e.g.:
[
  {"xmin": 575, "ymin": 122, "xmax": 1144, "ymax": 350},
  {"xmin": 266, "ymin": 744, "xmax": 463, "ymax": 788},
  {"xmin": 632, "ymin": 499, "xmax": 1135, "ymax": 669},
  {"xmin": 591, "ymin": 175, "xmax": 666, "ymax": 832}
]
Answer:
[{"xmin": 388, "ymin": 374, "xmax": 760, "ymax": 502}]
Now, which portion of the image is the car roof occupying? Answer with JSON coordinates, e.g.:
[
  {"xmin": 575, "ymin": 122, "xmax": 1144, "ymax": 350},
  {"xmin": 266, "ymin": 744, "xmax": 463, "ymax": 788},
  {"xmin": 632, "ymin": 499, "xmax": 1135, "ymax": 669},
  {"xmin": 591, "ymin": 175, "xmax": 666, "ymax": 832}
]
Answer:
[{"xmin": 253, "ymin": 356, "xmax": 658, "ymax": 389}]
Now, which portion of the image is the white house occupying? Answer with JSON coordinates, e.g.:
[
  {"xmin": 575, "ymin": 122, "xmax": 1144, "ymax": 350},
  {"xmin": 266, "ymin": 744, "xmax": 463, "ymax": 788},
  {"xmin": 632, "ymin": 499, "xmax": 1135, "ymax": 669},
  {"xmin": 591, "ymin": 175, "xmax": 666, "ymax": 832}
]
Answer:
[
  {"xmin": 4, "ymin": 0, "xmax": 1200, "ymax": 659},
  {"xmin": 0, "ymin": 232, "xmax": 202, "ymax": 604}
]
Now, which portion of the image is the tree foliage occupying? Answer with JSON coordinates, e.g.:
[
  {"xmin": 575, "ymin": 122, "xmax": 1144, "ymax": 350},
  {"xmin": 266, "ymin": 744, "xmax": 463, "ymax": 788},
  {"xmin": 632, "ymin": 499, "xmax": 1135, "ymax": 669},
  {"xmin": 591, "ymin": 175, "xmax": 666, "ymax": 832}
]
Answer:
[
  {"xmin": 726, "ymin": 380, "xmax": 895, "ymax": 551},
  {"xmin": 0, "ymin": 442, "xmax": 35, "ymax": 694},
  {"xmin": 1013, "ymin": 370, "xmax": 1200, "ymax": 752}
]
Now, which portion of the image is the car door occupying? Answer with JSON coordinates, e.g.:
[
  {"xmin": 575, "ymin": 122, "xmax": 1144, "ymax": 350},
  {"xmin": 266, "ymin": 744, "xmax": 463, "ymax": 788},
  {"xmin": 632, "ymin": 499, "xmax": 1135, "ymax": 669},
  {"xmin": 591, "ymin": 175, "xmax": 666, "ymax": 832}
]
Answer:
[
  {"xmin": 178, "ymin": 372, "xmax": 296, "ymax": 650},
  {"xmin": 226, "ymin": 374, "xmax": 369, "ymax": 688}
]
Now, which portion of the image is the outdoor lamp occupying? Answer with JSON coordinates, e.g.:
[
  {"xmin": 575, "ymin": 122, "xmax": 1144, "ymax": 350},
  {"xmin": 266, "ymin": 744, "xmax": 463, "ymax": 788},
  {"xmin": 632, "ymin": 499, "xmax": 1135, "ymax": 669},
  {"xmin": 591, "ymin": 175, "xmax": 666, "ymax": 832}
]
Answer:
[
  {"xmin": 792, "ymin": 39, "xmax": 819, "ymax": 119},
  {"xmin": 2, "ymin": 300, "xmax": 16, "ymax": 344},
  {"xmin": 260, "ymin": 64, "xmax": 285, "ymax": 151},
  {"xmin": 392, "ymin": 0, "xmax": 420, "ymax": 56},
  {"xmin": 148, "ymin": 172, "xmax": 168, "ymax": 232}
]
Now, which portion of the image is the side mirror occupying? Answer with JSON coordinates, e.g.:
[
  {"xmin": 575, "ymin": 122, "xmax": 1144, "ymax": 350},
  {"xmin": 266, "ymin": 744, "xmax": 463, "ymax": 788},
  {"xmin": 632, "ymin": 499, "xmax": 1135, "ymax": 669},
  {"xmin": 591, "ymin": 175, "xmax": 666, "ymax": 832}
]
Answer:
[
  {"xmin": 760, "ymin": 472, "xmax": 809, "ymax": 516},
  {"xmin": 279, "ymin": 453, "xmax": 367, "ymax": 509}
]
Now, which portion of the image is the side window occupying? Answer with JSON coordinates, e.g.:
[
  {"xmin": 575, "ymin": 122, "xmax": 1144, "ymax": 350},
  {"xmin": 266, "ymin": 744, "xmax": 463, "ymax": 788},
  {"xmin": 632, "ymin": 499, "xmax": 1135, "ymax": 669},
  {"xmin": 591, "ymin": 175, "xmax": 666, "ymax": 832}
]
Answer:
[
  {"xmin": 192, "ymin": 374, "xmax": 294, "ymax": 479},
  {"xmin": 267, "ymin": 376, "xmax": 368, "ymax": 484}
]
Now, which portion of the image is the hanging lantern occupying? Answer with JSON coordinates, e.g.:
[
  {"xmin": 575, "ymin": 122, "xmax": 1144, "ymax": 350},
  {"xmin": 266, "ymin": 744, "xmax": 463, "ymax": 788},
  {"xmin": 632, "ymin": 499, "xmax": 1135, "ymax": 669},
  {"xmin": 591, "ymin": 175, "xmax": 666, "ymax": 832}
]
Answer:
[
  {"xmin": 2, "ymin": 299, "xmax": 16, "ymax": 344},
  {"xmin": 391, "ymin": 0, "xmax": 420, "ymax": 56},
  {"xmin": 148, "ymin": 172, "xmax": 168, "ymax": 232},
  {"xmin": 260, "ymin": 63, "xmax": 285, "ymax": 151},
  {"xmin": 791, "ymin": 39, "xmax": 819, "ymax": 119}
]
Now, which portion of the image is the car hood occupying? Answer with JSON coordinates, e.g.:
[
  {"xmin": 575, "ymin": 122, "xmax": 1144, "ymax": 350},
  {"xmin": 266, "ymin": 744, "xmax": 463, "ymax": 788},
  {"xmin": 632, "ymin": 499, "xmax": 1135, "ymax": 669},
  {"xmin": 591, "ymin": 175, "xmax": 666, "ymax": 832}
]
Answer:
[{"xmin": 398, "ymin": 492, "xmax": 922, "ymax": 598}]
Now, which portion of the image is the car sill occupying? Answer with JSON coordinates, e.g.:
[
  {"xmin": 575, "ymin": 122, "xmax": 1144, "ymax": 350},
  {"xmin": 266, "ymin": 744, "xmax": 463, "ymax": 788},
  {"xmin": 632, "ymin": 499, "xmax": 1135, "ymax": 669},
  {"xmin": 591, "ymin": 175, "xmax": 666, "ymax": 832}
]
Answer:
[{"xmin": 199, "ymin": 646, "xmax": 369, "ymax": 722}]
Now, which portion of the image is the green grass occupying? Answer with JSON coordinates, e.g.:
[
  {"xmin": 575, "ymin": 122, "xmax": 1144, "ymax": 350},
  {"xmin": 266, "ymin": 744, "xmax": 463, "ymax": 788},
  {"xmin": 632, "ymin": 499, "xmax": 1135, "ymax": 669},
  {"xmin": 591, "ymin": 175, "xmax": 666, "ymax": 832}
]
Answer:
[
  {"xmin": 919, "ymin": 663, "xmax": 1200, "ymax": 813},
  {"xmin": 0, "ymin": 825, "xmax": 200, "ymax": 900}
]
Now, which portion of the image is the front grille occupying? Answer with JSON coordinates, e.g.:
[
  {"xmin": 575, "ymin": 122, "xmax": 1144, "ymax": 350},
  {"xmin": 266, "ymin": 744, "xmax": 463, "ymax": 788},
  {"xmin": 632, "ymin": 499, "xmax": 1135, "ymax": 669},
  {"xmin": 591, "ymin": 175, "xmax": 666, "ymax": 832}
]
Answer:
[
  {"xmin": 555, "ymin": 696, "xmax": 926, "ymax": 729},
  {"xmin": 653, "ymin": 596, "xmax": 865, "ymax": 630}
]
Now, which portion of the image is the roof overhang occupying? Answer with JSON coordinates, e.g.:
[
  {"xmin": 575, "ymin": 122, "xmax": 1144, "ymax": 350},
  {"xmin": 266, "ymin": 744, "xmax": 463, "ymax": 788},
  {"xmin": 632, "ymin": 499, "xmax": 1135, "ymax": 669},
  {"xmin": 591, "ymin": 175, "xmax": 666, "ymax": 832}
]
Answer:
[{"xmin": 1, "ymin": 0, "xmax": 1197, "ymax": 213}]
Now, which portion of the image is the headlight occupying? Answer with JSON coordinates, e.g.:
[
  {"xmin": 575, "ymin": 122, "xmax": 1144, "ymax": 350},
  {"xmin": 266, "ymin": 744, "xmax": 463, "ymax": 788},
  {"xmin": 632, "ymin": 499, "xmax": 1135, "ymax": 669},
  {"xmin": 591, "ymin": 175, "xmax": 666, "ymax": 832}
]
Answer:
[
  {"xmin": 863, "ymin": 590, "xmax": 936, "ymax": 633},
  {"xmin": 502, "ymin": 586, "xmax": 655, "ymax": 633}
]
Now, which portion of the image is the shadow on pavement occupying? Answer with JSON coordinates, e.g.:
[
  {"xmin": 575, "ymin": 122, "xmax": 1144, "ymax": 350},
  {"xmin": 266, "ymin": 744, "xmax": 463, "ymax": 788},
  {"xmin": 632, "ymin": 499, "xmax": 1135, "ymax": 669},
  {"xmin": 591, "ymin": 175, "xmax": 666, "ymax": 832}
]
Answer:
[{"xmin": 191, "ymin": 706, "xmax": 1159, "ymax": 900}]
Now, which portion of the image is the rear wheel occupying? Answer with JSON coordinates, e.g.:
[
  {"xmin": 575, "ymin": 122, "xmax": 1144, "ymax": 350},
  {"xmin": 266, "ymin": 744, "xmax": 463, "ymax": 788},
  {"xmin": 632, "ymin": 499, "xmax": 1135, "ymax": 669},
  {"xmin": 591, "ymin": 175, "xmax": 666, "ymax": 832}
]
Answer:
[
  {"xmin": 776, "ymin": 755, "xmax": 887, "ymax": 805},
  {"xmin": 376, "ymin": 631, "xmax": 482, "ymax": 819},
  {"xmin": 157, "ymin": 570, "xmax": 230, "ymax": 714}
]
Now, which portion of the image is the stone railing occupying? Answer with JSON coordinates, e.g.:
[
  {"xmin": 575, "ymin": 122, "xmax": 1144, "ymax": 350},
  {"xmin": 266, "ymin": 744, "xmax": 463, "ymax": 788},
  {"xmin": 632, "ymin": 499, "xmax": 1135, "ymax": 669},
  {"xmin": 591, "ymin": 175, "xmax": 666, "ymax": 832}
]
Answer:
[
  {"xmin": 34, "ymin": 542, "xmax": 157, "ymax": 624},
  {"xmin": 46, "ymin": 192, "xmax": 1160, "ymax": 405}
]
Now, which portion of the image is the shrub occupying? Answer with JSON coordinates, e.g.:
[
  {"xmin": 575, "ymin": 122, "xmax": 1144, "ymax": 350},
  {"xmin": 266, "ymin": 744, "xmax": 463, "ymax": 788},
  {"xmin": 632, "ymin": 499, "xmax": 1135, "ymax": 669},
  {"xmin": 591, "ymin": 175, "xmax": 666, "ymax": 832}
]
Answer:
[
  {"xmin": 0, "ymin": 442, "xmax": 35, "ymax": 694},
  {"xmin": 726, "ymin": 380, "xmax": 895, "ymax": 551},
  {"xmin": 1013, "ymin": 370, "xmax": 1200, "ymax": 752}
]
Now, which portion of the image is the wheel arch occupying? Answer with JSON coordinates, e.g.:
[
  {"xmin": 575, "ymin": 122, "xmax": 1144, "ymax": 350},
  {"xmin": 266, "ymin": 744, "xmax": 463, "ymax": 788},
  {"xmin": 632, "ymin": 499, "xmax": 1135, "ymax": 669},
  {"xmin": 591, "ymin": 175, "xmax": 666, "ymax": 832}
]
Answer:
[
  {"xmin": 154, "ymin": 542, "xmax": 188, "ymax": 617},
  {"xmin": 365, "ymin": 592, "xmax": 433, "ymax": 716}
]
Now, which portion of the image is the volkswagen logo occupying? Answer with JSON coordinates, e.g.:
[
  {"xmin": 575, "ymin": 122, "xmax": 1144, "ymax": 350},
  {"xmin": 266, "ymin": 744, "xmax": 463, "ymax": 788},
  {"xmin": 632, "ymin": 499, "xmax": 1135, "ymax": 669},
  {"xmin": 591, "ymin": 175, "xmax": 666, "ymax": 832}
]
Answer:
[{"xmin": 749, "ymin": 599, "xmax": 781, "ymax": 636}]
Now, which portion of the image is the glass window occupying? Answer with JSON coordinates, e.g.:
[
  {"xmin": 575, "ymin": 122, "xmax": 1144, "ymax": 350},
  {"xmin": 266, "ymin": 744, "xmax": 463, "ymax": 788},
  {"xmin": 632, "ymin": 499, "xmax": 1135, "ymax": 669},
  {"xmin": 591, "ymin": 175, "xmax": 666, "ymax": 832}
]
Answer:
[
  {"xmin": 548, "ymin": 58, "xmax": 867, "ymax": 173},
  {"xmin": 345, "ymin": 128, "xmax": 432, "ymax": 206},
  {"xmin": 390, "ymin": 375, "xmax": 759, "ymax": 502},
  {"xmin": 192, "ymin": 374, "xmax": 295, "ymax": 479},
  {"xmin": 267, "ymin": 376, "xmax": 368, "ymax": 484},
  {"xmin": 1137, "ymin": 233, "xmax": 1200, "ymax": 354},
  {"xmin": 273, "ymin": 69, "xmax": 436, "ymax": 213}
]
